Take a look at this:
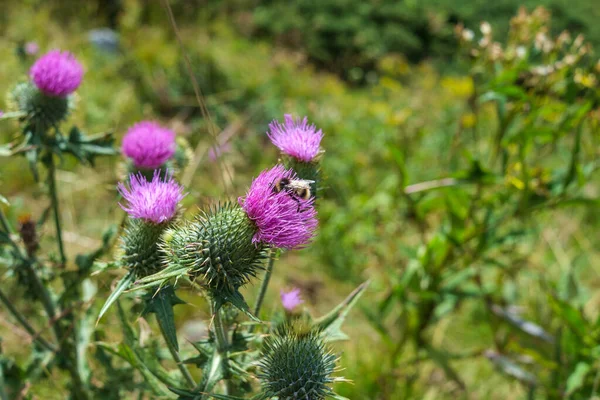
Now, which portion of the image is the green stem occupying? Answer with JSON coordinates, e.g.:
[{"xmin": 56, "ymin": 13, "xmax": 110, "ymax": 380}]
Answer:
[
  {"xmin": 253, "ymin": 249, "xmax": 277, "ymax": 317},
  {"xmin": 0, "ymin": 207, "xmax": 12, "ymax": 234},
  {"xmin": 213, "ymin": 309, "xmax": 231, "ymax": 395},
  {"xmin": 213, "ymin": 310, "xmax": 229, "ymax": 354},
  {"xmin": 158, "ymin": 318, "xmax": 196, "ymax": 388},
  {"xmin": 0, "ymin": 286, "xmax": 57, "ymax": 352},
  {"xmin": 23, "ymin": 261, "xmax": 57, "ymax": 322},
  {"xmin": 0, "ymin": 208, "xmax": 23, "ymax": 258},
  {"xmin": 47, "ymin": 154, "xmax": 66, "ymax": 267}
]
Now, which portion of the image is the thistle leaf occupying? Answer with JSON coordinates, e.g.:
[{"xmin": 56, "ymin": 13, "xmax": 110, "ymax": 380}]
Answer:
[
  {"xmin": 213, "ymin": 290, "xmax": 260, "ymax": 322},
  {"xmin": 314, "ymin": 280, "xmax": 368, "ymax": 342},
  {"xmin": 97, "ymin": 272, "xmax": 135, "ymax": 323},
  {"xmin": 142, "ymin": 285, "xmax": 185, "ymax": 351}
]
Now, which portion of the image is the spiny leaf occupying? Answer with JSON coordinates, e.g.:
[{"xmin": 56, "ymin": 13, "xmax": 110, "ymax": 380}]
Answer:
[
  {"xmin": 97, "ymin": 272, "xmax": 136, "ymax": 323},
  {"xmin": 314, "ymin": 281, "xmax": 368, "ymax": 342},
  {"xmin": 114, "ymin": 343, "xmax": 175, "ymax": 398},
  {"xmin": 142, "ymin": 285, "xmax": 185, "ymax": 351},
  {"xmin": 213, "ymin": 290, "xmax": 260, "ymax": 322}
]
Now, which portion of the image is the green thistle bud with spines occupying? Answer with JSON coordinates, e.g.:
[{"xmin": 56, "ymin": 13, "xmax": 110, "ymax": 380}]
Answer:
[
  {"xmin": 160, "ymin": 203, "xmax": 267, "ymax": 295},
  {"xmin": 9, "ymin": 82, "xmax": 74, "ymax": 132},
  {"xmin": 121, "ymin": 219, "xmax": 170, "ymax": 278},
  {"xmin": 258, "ymin": 323, "xmax": 343, "ymax": 400}
]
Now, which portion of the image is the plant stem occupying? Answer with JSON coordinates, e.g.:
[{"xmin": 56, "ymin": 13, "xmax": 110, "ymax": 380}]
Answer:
[
  {"xmin": 158, "ymin": 319, "xmax": 196, "ymax": 388},
  {"xmin": 0, "ymin": 208, "xmax": 23, "ymax": 258},
  {"xmin": 253, "ymin": 248, "xmax": 277, "ymax": 318},
  {"xmin": 213, "ymin": 308, "xmax": 232, "ymax": 395},
  {"xmin": 47, "ymin": 154, "xmax": 66, "ymax": 267},
  {"xmin": 213, "ymin": 309, "xmax": 229, "ymax": 353},
  {"xmin": 0, "ymin": 287, "xmax": 57, "ymax": 352},
  {"xmin": 23, "ymin": 259, "xmax": 88, "ymax": 399}
]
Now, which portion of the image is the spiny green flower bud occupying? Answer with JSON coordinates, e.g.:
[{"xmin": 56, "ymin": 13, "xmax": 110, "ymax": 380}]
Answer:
[
  {"xmin": 121, "ymin": 219, "xmax": 168, "ymax": 278},
  {"xmin": 258, "ymin": 324, "xmax": 341, "ymax": 400},
  {"xmin": 159, "ymin": 203, "xmax": 267, "ymax": 296},
  {"xmin": 9, "ymin": 82, "xmax": 73, "ymax": 132},
  {"xmin": 173, "ymin": 136, "xmax": 193, "ymax": 171}
]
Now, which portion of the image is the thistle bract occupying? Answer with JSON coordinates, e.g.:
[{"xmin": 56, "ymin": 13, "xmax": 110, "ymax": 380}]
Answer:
[
  {"xmin": 239, "ymin": 165, "xmax": 317, "ymax": 249},
  {"xmin": 159, "ymin": 203, "xmax": 267, "ymax": 297},
  {"xmin": 121, "ymin": 121, "xmax": 176, "ymax": 170},
  {"xmin": 30, "ymin": 50, "xmax": 83, "ymax": 97},
  {"xmin": 10, "ymin": 82, "xmax": 73, "ymax": 130},
  {"xmin": 258, "ymin": 324, "xmax": 340, "ymax": 400},
  {"xmin": 268, "ymin": 114, "xmax": 323, "ymax": 163},
  {"xmin": 120, "ymin": 219, "xmax": 168, "ymax": 277}
]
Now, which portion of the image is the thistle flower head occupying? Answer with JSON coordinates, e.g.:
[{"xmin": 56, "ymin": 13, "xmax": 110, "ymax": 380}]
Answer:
[
  {"xmin": 281, "ymin": 288, "xmax": 304, "ymax": 311},
  {"xmin": 118, "ymin": 171, "xmax": 185, "ymax": 224},
  {"xmin": 29, "ymin": 50, "xmax": 83, "ymax": 97},
  {"xmin": 239, "ymin": 165, "xmax": 317, "ymax": 249},
  {"xmin": 268, "ymin": 114, "xmax": 323, "ymax": 162},
  {"xmin": 122, "ymin": 121, "xmax": 177, "ymax": 169},
  {"xmin": 259, "ymin": 324, "xmax": 340, "ymax": 400}
]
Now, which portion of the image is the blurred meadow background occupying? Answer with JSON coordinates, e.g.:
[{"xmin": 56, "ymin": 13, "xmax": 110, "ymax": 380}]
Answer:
[{"xmin": 1, "ymin": 0, "xmax": 600, "ymax": 398}]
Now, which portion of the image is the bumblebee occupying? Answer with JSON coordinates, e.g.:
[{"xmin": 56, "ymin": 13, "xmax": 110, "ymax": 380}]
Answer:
[{"xmin": 272, "ymin": 177, "xmax": 314, "ymax": 201}]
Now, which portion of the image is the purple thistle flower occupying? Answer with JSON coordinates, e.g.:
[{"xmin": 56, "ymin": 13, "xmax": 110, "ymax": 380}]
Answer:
[
  {"xmin": 267, "ymin": 114, "xmax": 323, "ymax": 162},
  {"xmin": 239, "ymin": 165, "xmax": 317, "ymax": 249},
  {"xmin": 29, "ymin": 50, "xmax": 83, "ymax": 97},
  {"xmin": 0, "ymin": 110, "xmax": 3, "ymax": 118},
  {"xmin": 280, "ymin": 288, "xmax": 304, "ymax": 311},
  {"xmin": 117, "ymin": 171, "xmax": 185, "ymax": 224},
  {"xmin": 25, "ymin": 42, "xmax": 39, "ymax": 56},
  {"xmin": 121, "ymin": 121, "xmax": 176, "ymax": 169}
]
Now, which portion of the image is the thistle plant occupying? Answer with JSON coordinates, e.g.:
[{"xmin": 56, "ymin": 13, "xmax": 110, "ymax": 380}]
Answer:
[
  {"xmin": 95, "ymin": 114, "xmax": 363, "ymax": 399},
  {"xmin": 0, "ymin": 49, "xmax": 117, "ymax": 400}
]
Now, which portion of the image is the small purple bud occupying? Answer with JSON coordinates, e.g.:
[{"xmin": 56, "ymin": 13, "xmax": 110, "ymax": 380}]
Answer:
[
  {"xmin": 280, "ymin": 288, "xmax": 303, "ymax": 311},
  {"xmin": 25, "ymin": 42, "xmax": 39, "ymax": 56}
]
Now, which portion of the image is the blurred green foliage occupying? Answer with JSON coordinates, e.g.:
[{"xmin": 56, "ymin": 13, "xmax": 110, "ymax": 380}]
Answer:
[{"xmin": 250, "ymin": 0, "xmax": 600, "ymax": 81}]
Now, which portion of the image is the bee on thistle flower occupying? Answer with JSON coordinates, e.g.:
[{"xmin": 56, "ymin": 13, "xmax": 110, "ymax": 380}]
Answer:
[{"xmin": 133, "ymin": 165, "xmax": 317, "ymax": 312}]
